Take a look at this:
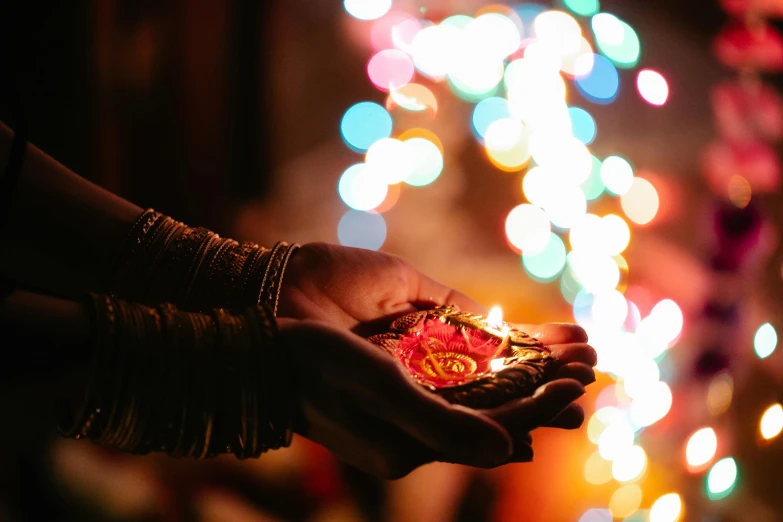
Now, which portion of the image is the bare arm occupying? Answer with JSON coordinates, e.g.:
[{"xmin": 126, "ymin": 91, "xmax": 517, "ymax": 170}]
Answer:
[{"xmin": 0, "ymin": 121, "xmax": 143, "ymax": 297}]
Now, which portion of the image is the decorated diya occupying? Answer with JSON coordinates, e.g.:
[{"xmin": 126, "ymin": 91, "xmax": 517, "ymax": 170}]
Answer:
[{"xmin": 367, "ymin": 305, "xmax": 556, "ymax": 409}]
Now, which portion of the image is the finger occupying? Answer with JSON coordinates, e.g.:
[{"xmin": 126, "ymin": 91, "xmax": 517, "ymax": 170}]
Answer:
[
  {"xmin": 486, "ymin": 379, "xmax": 585, "ymax": 433},
  {"xmin": 507, "ymin": 442, "xmax": 534, "ymax": 463},
  {"xmin": 554, "ymin": 362, "xmax": 596, "ymax": 385},
  {"xmin": 544, "ymin": 403, "xmax": 585, "ymax": 430},
  {"xmin": 288, "ymin": 321, "xmax": 513, "ymax": 466},
  {"xmin": 410, "ymin": 271, "xmax": 488, "ymax": 315},
  {"xmin": 511, "ymin": 323, "xmax": 588, "ymax": 345},
  {"xmin": 369, "ymin": 366, "xmax": 514, "ymax": 466},
  {"xmin": 507, "ymin": 431, "xmax": 534, "ymax": 463},
  {"xmin": 301, "ymin": 400, "xmax": 432, "ymax": 480},
  {"xmin": 548, "ymin": 343, "xmax": 598, "ymax": 367}
]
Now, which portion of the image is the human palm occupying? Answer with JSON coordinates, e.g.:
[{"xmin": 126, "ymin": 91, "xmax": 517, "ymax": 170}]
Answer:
[{"xmin": 280, "ymin": 243, "xmax": 594, "ymax": 385}]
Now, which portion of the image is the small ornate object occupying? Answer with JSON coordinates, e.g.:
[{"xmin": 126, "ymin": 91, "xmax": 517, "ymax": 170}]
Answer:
[{"xmin": 368, "ymin": 305, "xmax": 556, "ymax": 409}]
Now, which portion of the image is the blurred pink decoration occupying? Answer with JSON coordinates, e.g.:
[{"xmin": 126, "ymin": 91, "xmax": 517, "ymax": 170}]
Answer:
[
  {"xmin": 713, "ymin": 81, "xmax": 783, "ymax": 141},
  {"xmin": 714, "ymin": 23, "xmax": 783, "ymax": 70},
  {"xmin": 701, "ymin": 140, "xmax": 782, "ymax": 193},
  {"xmin": 719, "ymin": 0, "xmax": 783, "ymax": 16}
]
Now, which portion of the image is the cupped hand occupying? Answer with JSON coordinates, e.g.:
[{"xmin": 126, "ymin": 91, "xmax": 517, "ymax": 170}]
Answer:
[
  {"xmin": 278, "ymin": 319, "xmax": 512, "ymax": 478},
  {"xmin": 277, "ymin": 243, "xmax": 597, "ymax": 465}
]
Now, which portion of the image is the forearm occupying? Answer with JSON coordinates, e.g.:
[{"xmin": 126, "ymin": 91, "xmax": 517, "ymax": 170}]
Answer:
[{"xmin": 0, "ymin": 121, "xmax": 143, "ymax": 297}]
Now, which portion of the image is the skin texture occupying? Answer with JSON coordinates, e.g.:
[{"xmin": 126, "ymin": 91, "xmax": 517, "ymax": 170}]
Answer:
[{"xmin": 277, "ymin": 242, "xmax": 597, "ymax": 478}]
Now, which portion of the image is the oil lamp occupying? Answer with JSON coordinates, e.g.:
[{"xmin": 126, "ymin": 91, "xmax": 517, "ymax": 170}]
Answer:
[{"xmin": 368, "ymin": 305, "xmax": 555, "ymax": 409}]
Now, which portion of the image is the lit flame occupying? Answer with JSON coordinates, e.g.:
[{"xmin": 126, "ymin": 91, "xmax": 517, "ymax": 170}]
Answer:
[
  {"xmin": 488, "ymin": 306, "xmax": 503, "ymax": 330},
  {"xmin": 490, "ymin": 357, "xmax": 506, "ymax": 372}
]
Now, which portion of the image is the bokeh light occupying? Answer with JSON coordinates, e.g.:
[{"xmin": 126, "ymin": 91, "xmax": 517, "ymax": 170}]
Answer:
[
  {"xmin": 534, "ymin": 10, "xmax": 582, "ymax": 57},
  {"xmin": 505, "ymin": 204, "xmax": 551, "ymax": 252},
  {"xmin": 707, "ymin": 457, "xmax": 738, "ymax": 500},
  {"xmin": 576, "ymin": 54, "xmax": 620, "ymax": 103},
  {"xmin": 337, "ymin": 210, "xmax": 387, "ymax": 250},
  {"xmin": 565, "ymin": 0, "xmax": 600, "ymax": 17},
  {"xmin": 338, "ymin": 163, "xmax": 388, "ymax": 211},
  {"xmin": 367, "ymin": 49, "xmax": 414, "ymax": 91},
  {"xmin": 411, "ymin": 24, "xmax": 461, "ymax": 80},
  {"xmin": 592, "ymin": 14, "xmax": 641, "ymax": 68},
  {"xmin": 754, "ymin": 322, "xmax": 777, "ymax": 359},
  {"xmin": 365, "ymin": 138, "xmax": 415, "ymax": 184},
  {"xmin": 522, "ymin": 166, "xmax": 558, "ymax": 207},
  {"xmin": 706, "ymin": 373, "xmax": 734, "ymax": 416},
  {"xmin": 485, "ymin": 118, "xmax": 531, "ymax": 171},
  {"xmin": 612, "ymin": 445, "xmax": 648, "ymax": 482},
  {"xmin": 473, "ymin": 97, "xmax": 511, "ymax": 139},
  {"xmin": 760, "ymin": 403, "xmax": 783, "ymax": 440},
  {"xmin": 630, "ymin": 381, "xmax": 672, "ymax": 427},
  {"xmin": 588, "ymin": 406, "xmax": 619, "ymax": 443},
  {"xmin": 622, "ymin": 354, "xmax": 661, "ymax": 399},
  {"xmin": 591, "ymin": 13, "xmax": 624, "ymax": 45},
  {"xmin": 570, "ymin": 213, "xmax": 603, "ymax": 251},
  {"xmin": 568, "ymin": 251, "xmax": 621, "ymax": 294},
  {"xmin": 370, "ymin": 11, "xmax": 418, "ymax": 51},
  {"xmin": 591, "ymin": 290, "xmax": 629, "ymax": 331},
  {"xmin": 637, "ymin": 69, "xmax": 669, "ymax": 106},
  {"xmin": 448, "ymin": 54, "xmax": 505, "ymax": 101},
  {"xmin": 523, "ymin": 232, "xmax": 567, "ymax": 282},
  {"xmin": 649, "ymin": 493, "xmax": 682, "ymax": 522},
  {"xmin": 581, "ymin": 155, "xmax": 606, "ymax": 200},
  {"xmin": 609, "ymin": 485, "xmax": 643, "ymax": 519},
  {"xmin": 649, "ymin": 299, "xmax": 684, "ymax": 345},
  {"xmin": 621, "ymin": 177, "xmax": 660, "ymax": 225},
  {"xmin": 579, "ymin": 509, "xmax": 613, "ymax": 522},
  {"xmin": 685, "ymin": 428, "xmax": 718, "ymax": 469},
  {"xmin": 599, "ymin": 214, "xmax": 631, "ymax": 255},
  {"xmin": 569, "ymin": 106, "xmax": 597, "ymax": 144},
  {"xmin": 601, "ymin": 156, "xmax": 635, "ymax": 195},
  {"xmin": 727, "ymin": 175, "xmax": 752, "ymax": 208},
  {"xmin": 388, "ymin": 83, "xmax": 438, "ymax": 113},
  {"xmin": 341, "ymin": 102, "xmax": 393, "ymax": 152},
  {"xmin": 598, "ymin": 421, "xmax": 635, "ymax": 460},
  {"xmin": 585, "ymin": 451, "xmax": 614, "ymax": 485},
  {"xmin": 344, "ymin": 0, "xmax": 391, "ymax": 21},
  {"xmin": 544, "ymin": 185, "xmax": 588, "ymax": 229},
  {"xmin": 403, "ymin": 137, "xmax": 444, "ymax": 186},
  {"xmin": 530, "ymin": 134, "xmax": 592, "ymax": 184},
  {"xmin": 561, "ymin": 37, "xmax": 596, "ymax": 77},
  {"xmin": 465, "ymin": 13, "xmax": 522, "ymax": 60}
]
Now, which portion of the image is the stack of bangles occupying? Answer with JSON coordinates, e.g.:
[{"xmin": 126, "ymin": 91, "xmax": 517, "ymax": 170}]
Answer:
[{"xmin": 58, "ymin": 209, "xmax": 299, "ymax": 458}]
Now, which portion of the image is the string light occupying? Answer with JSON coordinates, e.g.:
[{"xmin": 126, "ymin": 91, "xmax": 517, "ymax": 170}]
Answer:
[
  {"xmin": 621, "ymin": 177, "xmax": 660, "ymax": 225},
  {"xmin": 609, "ymin": 485, "xmax": 643, "ymax": 519},
  {"xmin": 685, "ymin": 427, "xmax": 718, "ymax": 469},
  {"xmin": 706, "ymin": 457, "xmax": 738, "ymax": 500},
  {"xmin": 754, "ymin": 322, "xmax": 777, "ymax": 359},
  {"xmin": 637, "ymin": 69, "xmax": 669, "ymax": 106},
  {"xmin": 338, "ymin": 210, "xmax": 387, "ymax": 250},
  {"xmin": 340, "ymin": 102, "xmax": 393, "ymax": 152},
  {"xmin": 649, "ymin": 493, "xmax": 682, "ymax": 522},
  {"xmin": 341, "ymin": 5, "xmax": 692, "ymax": 519},
  {"xmin": 760, "ymin": 403, "xmax": 783, "ymax": 440},
  {"xmin": 612, "ymin": 445, "xmax": 648, "ymax": 482},
  {"xmin": 344, "ymin": 0, "xmax": 392, "ymax": 21}
]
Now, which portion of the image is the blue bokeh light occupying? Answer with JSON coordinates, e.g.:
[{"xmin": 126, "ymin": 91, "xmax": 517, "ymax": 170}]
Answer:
[
  {"xmin": 340, "ymin": 102, "xmax": 393, "ymax": 152},
  {"xmin": 568, "ymin": 106, "xmax": 597, "ymax": 145},
  {"xmin": 575, "ymin": 54, "xmax": 620, "ymax": 104},
  {"xmin": 472, "ymin": 97, "xmax": 511, "ymax": 140},
  {"xmin": 337, "ymin": 210, "xmax": 387, "ymax": 250}
]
